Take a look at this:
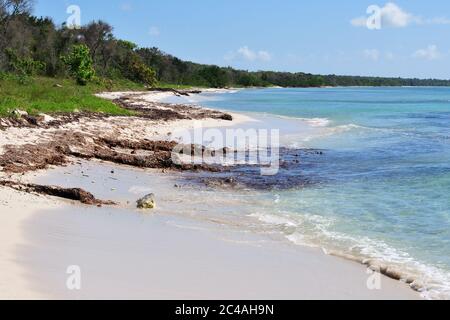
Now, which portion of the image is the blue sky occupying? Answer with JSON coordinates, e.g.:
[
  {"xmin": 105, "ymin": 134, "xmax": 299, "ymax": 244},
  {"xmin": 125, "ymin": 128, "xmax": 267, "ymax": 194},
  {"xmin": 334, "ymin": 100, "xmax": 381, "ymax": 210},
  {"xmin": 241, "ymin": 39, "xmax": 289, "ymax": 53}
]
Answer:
[{"xmin": 34, "ymin": 0, "xmax": 450, "ymax": 79}]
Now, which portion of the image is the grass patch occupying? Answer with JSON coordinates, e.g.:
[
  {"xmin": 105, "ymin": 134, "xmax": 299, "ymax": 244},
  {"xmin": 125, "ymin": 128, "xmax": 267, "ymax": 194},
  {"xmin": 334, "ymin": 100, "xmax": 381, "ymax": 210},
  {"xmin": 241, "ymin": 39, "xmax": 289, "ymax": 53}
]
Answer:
[{"xmin": 0, "ymin": 76, "xmax": 146, "ymax": 117}]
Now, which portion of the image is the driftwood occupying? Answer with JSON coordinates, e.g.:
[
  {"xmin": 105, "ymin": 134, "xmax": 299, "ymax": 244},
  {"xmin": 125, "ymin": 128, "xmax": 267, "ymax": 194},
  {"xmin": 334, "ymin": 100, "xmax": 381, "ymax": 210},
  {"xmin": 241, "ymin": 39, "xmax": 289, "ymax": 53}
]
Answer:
[
  {"xmin": 0, "ymin": 180, "xmax": 116, "ymax": 206},
  {"xmin": 149, "ymin": 87, "xmax": 202, "ymax": 96}
]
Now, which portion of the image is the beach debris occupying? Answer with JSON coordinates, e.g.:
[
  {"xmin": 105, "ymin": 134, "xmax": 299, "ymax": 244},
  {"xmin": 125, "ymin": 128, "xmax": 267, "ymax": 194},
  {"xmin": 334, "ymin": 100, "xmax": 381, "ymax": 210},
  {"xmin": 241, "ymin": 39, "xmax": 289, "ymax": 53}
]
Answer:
[
  {"xmin": 220, "ymin": 114, "xmax": 233, "ymax": 121},
  {"xmin": 149, "ymin": 87, "xmax": 203, "ymax": 97},
  {"xmin": 37, "ymin": 113, "xmax": 56, "ymax": 123},
  {"xmin": 362, "ymin": 259, "xmax": 426, "ymax": 293},
  {"xmin": 112, "ymin": 94, "xmax": 233, "ymax": 122},
  {"xmin": 0, "ymin": 111, "xmax": 107, "ymax": 130},
  {"xmin": 11, "ymin": 109, "xmax": 28, "ymax": 118},
  {"xmin": 136, "ymin": 193, "xmax": 156, "ymax": 209},
  {"xmin": 1, "ymin": 90, "xmax": 233, "ymax": 132},
  {"xmin": 0, "ymin": 180, "xmax": 116, "ymax": 206},
  {"xmin": 0, "ymin": 132, "xmax": 223, "ymax": 174}
]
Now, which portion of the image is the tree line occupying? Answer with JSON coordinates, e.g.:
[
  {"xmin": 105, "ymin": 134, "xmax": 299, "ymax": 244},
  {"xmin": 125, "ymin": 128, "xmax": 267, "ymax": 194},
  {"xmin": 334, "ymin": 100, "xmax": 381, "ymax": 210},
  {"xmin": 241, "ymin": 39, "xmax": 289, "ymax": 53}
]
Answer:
[
  {"xmin": 140, "ymin": 48, "xmax": 450, "ymax": 88},
  {"xmin": 1, "ymin": 0, "xmax": 449, "ymax": 88},
  {"xmin": 0, "ymin": 0, "xmax": 156, "ymax": 86}
]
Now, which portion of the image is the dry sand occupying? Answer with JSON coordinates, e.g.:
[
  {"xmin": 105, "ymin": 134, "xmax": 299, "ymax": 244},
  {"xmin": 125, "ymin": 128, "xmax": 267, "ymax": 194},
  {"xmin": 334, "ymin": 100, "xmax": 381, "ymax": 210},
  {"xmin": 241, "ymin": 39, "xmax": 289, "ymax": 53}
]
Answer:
[{"xmin": 0, "ymin": 186, "xmax": 60, "ymax": 299}]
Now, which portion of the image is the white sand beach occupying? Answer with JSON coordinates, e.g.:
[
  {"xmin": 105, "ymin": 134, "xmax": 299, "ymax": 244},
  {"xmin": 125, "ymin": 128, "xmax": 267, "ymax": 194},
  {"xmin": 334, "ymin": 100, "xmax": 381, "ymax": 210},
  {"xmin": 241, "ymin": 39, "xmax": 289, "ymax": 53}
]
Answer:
[
  {"xmin": 0, "ymin": 166, "xmax": 420, "ymax": 300},
  {"xmin": 0, "ymin": 91, "xmax": 421, "ymax": 300}
]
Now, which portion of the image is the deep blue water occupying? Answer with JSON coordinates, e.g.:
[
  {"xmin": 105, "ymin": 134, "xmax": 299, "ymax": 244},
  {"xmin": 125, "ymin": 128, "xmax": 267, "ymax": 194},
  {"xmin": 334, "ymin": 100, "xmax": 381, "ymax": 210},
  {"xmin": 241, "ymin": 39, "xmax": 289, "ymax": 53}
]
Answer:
[{"xmin": 201, "ymin": 87, "xmax": 450, "ymax": 299}]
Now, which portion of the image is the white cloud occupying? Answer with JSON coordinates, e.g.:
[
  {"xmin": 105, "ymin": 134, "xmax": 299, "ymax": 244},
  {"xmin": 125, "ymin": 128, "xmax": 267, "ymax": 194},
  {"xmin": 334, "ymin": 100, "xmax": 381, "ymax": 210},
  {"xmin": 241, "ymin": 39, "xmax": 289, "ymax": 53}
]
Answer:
[
  {"xmin": 379, "ymin": 2, "xmax": 416, "ymax": 27},
  {"xmin": 351, "ymin": 3, "xmax": 416, "ymax": 28},
  {"xmin": 362, "ymin": 49, "xmax": 396, "ymax": 61},
  {"xmin": 412, "ymin": 45, "xmax": 442, "ymax": 60},
  {"xmin": 255, "ymin": 50, "xmax": 272, "ymax": 62},
  {"xmin": 363, "ymin": 49, "xmax": 381, "ymax": 61},
  {"xmin": 351, "ymin": 2, "xmax": 450, "ymax": 28},
  {"xmin": 225, "ymin": 46, "xmax": 272, "ymax": 62},
  {"xmin": 149, "ymin": 26, "xmax": 160, "ymax": 37},
  {"xmin": 120, "ymin": 3, "xmax": 132, "ymax": 12}
]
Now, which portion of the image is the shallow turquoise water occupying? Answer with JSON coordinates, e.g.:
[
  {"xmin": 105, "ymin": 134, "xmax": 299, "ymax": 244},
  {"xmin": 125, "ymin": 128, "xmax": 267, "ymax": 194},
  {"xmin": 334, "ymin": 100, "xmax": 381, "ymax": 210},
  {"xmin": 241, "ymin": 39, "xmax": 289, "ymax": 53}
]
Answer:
[{"xmin": 202, "ymin": 87, "xmax": 450, "ymax": 299}]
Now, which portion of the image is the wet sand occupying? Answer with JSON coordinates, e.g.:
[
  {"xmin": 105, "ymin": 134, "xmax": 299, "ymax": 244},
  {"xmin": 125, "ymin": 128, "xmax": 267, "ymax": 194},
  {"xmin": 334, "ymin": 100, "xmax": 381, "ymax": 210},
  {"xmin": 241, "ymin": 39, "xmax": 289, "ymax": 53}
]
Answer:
[{"xmin": 1, "ymin": 161, "xmax": 419, "ymax": 300}]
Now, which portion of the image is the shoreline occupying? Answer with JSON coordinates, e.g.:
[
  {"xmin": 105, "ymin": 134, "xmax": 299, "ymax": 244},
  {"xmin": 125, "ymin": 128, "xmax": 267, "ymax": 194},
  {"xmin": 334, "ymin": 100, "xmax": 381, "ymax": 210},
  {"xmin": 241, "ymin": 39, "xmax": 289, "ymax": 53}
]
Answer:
[
  {"xmin": 0, "ymin": 89, "xmax": 422, "ymax": 299},
  {"xmin": 4, "ymin": 160, "xmax": 420, "ymax": 300}
]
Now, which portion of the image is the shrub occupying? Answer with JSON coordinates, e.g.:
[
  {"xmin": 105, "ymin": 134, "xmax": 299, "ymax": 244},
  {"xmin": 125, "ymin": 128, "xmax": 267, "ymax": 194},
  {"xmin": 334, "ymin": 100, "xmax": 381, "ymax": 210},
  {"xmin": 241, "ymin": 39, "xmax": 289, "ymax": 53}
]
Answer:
[
  {"xmin": 125, "ymin": 54, "xmax": 157, "ymax": 87},
  {"xmin": 61, "ymin": 44, "xmax": 95, "ymax": 85},
  {"xmin": 4, "ymin": 48, "xmax": 46, "ymax": 77}
]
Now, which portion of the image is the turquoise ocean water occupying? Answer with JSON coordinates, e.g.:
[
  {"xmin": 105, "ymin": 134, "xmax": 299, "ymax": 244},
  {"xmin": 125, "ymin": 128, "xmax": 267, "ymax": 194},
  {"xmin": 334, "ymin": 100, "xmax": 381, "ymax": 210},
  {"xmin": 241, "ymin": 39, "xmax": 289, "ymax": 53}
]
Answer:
[{"xmin": 197, "ymin": 87, "xmax": 450, "ymax": 299}]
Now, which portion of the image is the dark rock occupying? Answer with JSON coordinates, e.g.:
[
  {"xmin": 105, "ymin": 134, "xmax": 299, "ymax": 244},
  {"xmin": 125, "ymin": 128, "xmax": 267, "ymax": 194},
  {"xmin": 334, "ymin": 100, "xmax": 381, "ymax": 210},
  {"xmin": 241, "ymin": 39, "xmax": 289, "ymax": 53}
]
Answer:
[{"xmin": 137, "ymin": 193, "xmax": 156, "ymax": 209}]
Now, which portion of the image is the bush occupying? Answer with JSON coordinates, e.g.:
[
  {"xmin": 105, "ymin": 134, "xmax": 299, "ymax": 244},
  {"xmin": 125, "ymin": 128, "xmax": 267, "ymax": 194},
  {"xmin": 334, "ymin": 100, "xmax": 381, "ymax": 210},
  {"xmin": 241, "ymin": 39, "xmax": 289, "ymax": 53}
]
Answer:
[
  {"xmin": 61, "ymin": 44, "xmax": 95, "ymax": 85},
  {"xmin": 4, "ymin": 48, "xmax": 46, "ymax": 78},
  {"xmin": 125, "ymin": 54, "xmax": 157, "ymax": 87}
]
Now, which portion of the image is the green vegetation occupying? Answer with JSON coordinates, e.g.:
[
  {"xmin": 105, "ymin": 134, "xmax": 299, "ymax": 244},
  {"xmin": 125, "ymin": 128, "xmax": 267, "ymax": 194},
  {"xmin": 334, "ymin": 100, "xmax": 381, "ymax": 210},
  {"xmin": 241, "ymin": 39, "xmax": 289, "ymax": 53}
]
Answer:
[
  {"xmin": 137, "ymin": 47, "xmax": 450, "ymax": 88},
  {"xmin": 0, "ymin": 0, "xmax": 158, "ymax": 88},
  {"xmin": 61, "ymin": 44, "xmax": 95, "ymax": 85},
  {"xmin": 0, "ymin": 75, "xmax": 143, "ymax": 116},
  {"xmin": 5, "ymin": 48, "xmax": 45, "ymax": 79},
  {"xmin": 1, "ymin": 0, "xmax": 450, "ymax": 118}
]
